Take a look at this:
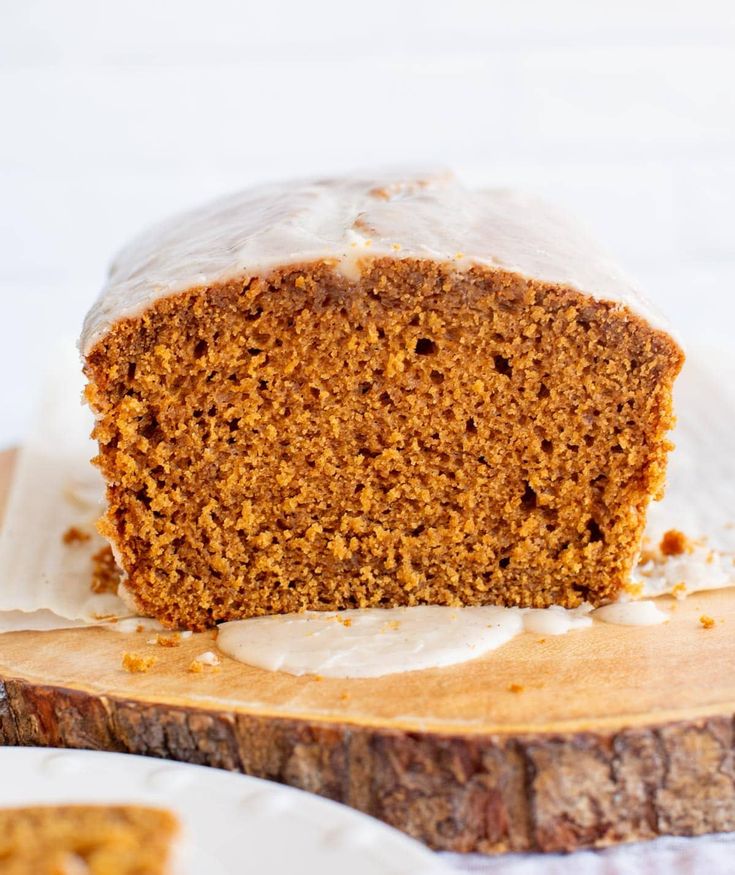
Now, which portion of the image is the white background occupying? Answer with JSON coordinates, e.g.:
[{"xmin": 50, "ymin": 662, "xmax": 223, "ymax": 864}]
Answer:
[{"xmin": 1, "ymin": 0, "xmax": 734, "ymax": 447}]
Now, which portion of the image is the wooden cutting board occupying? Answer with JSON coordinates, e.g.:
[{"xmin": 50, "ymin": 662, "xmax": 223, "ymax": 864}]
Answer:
[{"xmin": 1, "ymin": 448, "xmax": 734, "ymax": 855}]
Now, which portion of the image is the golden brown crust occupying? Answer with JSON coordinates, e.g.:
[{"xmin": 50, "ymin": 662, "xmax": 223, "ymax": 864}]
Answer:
[{"xmin": 84, "ymin": 258, "xmax": 684, "ymax": 629}]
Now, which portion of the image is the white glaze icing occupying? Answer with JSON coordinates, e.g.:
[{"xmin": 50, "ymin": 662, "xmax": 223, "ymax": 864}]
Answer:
[
  {"xmin": 593, "ymin": 600, "xmax": 669, "ymax": 626},
  {"xmin": 216, "ymin": 604, "xmax": 594, "ymax": 678},
  {"xmin": 215, "ymin": 598, "xmax": 679, "ymax": 677},
  {"xmin": 521, "ymin": 604, "xmax": 593, "ymax": 635},
  {"xmin": 635, "ymin": 543, "xmax": 735, "ymax": 600},
  {"xmin": 80, "ymin": 169, "xmax": 669, "ymax": 355}
]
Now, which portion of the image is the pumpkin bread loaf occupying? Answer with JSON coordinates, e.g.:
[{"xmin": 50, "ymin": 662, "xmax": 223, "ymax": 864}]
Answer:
[{"xmin": 82, "ymin": 170, "xmax": 684, "ymax": 630}]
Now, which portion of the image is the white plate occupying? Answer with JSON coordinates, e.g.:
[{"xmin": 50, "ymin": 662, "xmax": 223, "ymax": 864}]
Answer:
[{"xmin": 0, "ymin": 747, "xmax": 447, "ymax": 875}]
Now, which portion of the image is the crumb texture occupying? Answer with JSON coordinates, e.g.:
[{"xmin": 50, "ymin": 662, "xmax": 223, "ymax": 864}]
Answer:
[
  {"xmin": 85, "ymin": 258, "xmax": 683, "ymax": 629},
  {"xmin": 0, "ymin": 805, "xmax": 177, "ymax": 875}
]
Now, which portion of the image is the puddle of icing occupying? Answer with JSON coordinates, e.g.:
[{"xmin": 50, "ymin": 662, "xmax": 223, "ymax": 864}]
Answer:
[
  {"xmin": 520, "ymin": 605, "xmax": 593, "ymax": 635},
  {"xmin": 216, "ymin": 596, "xmax": 683, "ymax": 678},
  {"xmin": 592, "ymin": 600, "xmax": 669, "ymax": 626},
  {"xmin": 216, "ymin": 604, "xmax": 594, "ymax": 679}
]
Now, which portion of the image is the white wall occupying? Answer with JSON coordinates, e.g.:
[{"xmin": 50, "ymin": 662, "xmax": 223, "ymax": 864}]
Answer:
[{"xmin": 2, "ymin": 0, "xmax": 734, "ymax": 446}]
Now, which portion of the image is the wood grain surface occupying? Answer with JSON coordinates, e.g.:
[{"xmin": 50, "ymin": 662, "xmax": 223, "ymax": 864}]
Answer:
[{"xmin": 1, "ymin": 448, "xmax": 734, "ymax": 853}]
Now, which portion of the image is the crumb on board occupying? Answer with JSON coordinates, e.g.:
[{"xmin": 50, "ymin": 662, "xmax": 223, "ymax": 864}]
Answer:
[
  {"xmin": 699, "ymin": 615, "xmax": 716, "ymax": 630},
  {"xmin": 91, "ymin": 545, "xmax": 122, "ymax": 594},
  {"xmin": 156, "ymin": 633, "xmax": 182, "ymax": 648},
  {"xmin": 339, "ymin": 692, "xmax": 351, "ymax": 702},
  {"xmin": 62, "ymin": 526, "xmax": 91, "ymax": 545},
  {"xmin": 336, "ymin": 616, "xmax": 352, "ymax": 627},
  {"xmin": 148, "ymin": 633, "xmax": 182, "ymax": 647},
  {"xmin": 188, "ymin": 651, "xmax": 221, "ymax": 672},
  {"xmin": 122, "ymin": 652, "xmax": 156, "ymax": 673},
  {"xmin": 507, "ymin": 683, "xmax": 524, "ymax": 693},
  {"xmin": 660, "ymin": 529, "xmax": 693, "ymax": 557}
]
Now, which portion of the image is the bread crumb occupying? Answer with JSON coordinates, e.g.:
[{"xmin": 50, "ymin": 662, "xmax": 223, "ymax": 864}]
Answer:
[
  {"xmin": 122, "ymin": 652, "xmax": 156, "ymax": 673},
  {"xmin": 339, "ymin": 692, "xmax": 351, "ymax": 702},
  {"xmin": 671, "ymin": 582, "xmax": 687, "ymax": 599},
  {"xmin": 660, "ymin": 529, "xmax": 693, "ymax": 557},
  {"xmin": 699, "ymin": 615, "xmax": 716, "ymax": 630},
  {"xmin": 155, "ymin": 633, "xmax": 182, "ymax": 648},
  {"xmin": 188, "ymin": 651, "xmax": 221, "ymax": 672},
  {"xmin": 62, "ymin": 526, "xmax": 91, "ymax": 545},
  {"xmin": 507, "ymin": 683, "xmax": 524, "ymax": 693}
]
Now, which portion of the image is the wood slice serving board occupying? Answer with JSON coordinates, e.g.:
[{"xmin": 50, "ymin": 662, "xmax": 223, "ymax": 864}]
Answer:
[{"xmin": 1, "ymin": 450, "xmax": 734, "ymax": 854}]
